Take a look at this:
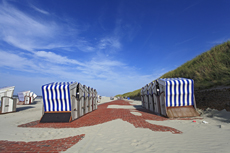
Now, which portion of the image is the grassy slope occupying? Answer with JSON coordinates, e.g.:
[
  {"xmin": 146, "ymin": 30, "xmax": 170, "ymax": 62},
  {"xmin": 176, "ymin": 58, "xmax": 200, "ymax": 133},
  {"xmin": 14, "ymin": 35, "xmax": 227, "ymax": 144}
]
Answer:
[
  {"xmin": 116, "ymin": 41, "xmax": 230, "ymax": 98},
  {"xmin": 116, "ymin": 88, "xmax": 141, "ymax": 98}
]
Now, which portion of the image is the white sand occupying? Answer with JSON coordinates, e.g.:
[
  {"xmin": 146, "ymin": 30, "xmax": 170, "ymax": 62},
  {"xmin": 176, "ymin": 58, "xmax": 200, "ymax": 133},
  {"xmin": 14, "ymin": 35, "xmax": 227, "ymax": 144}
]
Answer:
[
  {"xmin": 98, "ymin": 96, "xmax": 117, "ymax": 105},
  {"xmin": 0, "ymin": 97, "xmax": 230, "ymax": 153},
  {"xmin": 107, "ymin": 105, "xmax": 137, "ymax": 109}
]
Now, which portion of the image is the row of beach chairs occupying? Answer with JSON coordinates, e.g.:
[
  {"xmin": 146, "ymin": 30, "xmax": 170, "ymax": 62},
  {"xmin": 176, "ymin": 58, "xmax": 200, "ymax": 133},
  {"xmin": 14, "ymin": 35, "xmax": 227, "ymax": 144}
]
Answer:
[
  {"xmin": 40, "ymin": 82, "xmax": 98, "ymax": 123},
  {"xmin": 0, "ymin": 82, "xmax": 99, "ymax": 123},
  {"xmin": 0, "ymin": 86, "xmax": 37, "ymax": 114},
  {"xmin": 141, "ymin": 78, "xmax": 199, "ymax": 118},
  {"xmin": 18, "ymin": 91, "xmax": 37, "ymax": 105}
]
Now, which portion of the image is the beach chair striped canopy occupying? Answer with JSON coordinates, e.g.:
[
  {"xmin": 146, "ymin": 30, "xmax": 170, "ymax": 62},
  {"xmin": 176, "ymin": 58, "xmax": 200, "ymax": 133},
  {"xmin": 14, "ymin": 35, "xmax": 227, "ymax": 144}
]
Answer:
[
  {"xmin": 42, "ymin": 82, "xmax": 77, "ymax": 112},
  {"xmin": 158, "ymin": 78, "xmax": 194, "ymax": 107}
]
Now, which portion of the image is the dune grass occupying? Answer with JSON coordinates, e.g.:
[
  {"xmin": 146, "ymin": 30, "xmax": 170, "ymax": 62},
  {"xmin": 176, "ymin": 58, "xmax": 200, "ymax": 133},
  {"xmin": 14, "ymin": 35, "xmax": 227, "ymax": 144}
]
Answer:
[
  {"xmin": 116, "ymin": 41, "xmax": 230, "ymax": 98},
  {"xmin": 116, "ymin": 88, "xmax": 141, "ymax": 98}
]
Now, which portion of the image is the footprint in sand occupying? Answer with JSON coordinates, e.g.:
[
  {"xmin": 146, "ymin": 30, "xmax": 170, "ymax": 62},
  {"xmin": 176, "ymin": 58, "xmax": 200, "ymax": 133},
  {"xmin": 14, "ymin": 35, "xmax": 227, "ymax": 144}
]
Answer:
[{"xmin": 131, "ymin": 139, "xmax": 141, "ymax": 146}]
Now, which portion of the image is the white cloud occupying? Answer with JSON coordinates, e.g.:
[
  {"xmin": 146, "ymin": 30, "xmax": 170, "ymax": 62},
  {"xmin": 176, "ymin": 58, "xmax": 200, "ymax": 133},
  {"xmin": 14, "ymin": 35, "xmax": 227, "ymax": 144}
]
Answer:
[
  {"xmin": 0, "ymin": 1, "xmax": 80, "ymax": 52},
  {"xmin": 75, "ymin": 40, "xmax": 95, "ymax": 52},
  {"xmin": 208, "ymin": 38, "xmax": 230, "ymax": 45},
  {"xmin": 175, "ymin": 37, "xmax": 196, "ymax": 46},
  {"xmin": 0, "ymin": 51, "xmax": 38, "ymax": 72},
  {"xmin": 0, "ymin": 50, "xmax": 154, "ymax": 96},
  {"xmin": 76, "ymin": 58, "xmax": 125, "ymax": 80},
  {"xmin": 0, "ymin": 50, "xmax": 125, "ymax": 81},
  {"xmin": 0, "ymin": 1, "xmax": 153, "ymax": 96},
  {"xmin": 35, "ymin": 51, "xmax": 85, "ymax": 66},
  {"xmin": 30, "ymin": 5, "xmax": 49, "ymax": 15},
  {"xmin": 0, "ymin": 2, "xmax": 57, "ymax": 51},
  {"xmin": 98, "ymin": 37, "xmax": 121, "ymax": 50}
]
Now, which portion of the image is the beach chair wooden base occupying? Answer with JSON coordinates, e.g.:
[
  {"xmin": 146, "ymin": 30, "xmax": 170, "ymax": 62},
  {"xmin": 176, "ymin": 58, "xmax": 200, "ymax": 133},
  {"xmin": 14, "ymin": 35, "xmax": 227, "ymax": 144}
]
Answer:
[
  {"xmin": 40, "ymin": 112, "xmax": 71, "ymax": 123},
  {"xmin": 167, "ymin": 106, "xmax": 200, "ymax": 118},
  {"xmin": 17, "ymin": 101, "xmax": 24, "ymax": 105}
]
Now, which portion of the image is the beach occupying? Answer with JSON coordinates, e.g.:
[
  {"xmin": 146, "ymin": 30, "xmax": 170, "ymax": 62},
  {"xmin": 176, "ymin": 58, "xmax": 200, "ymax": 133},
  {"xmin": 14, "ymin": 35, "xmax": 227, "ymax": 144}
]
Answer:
[{"xmin": 0, "ymin": 97, "xmax": 230, "ymax": 153}]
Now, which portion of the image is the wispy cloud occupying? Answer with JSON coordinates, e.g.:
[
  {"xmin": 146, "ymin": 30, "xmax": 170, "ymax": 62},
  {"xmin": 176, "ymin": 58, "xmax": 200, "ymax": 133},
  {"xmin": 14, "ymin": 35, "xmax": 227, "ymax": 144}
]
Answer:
[
  {"xmin": 0, "ymin": 1, "xmax": 80, "ymax": 52},
  {"xmin": 208, "ymin": 37, "xmax": 230, "ymax": 45},
  {"xmin": 75, "ymin": 40, "xmax": 95, "ymax": 52},
  {"xmin": 0, "ymin": 50, "xmax": 39, "ymax": 72},
  {"xmin": 175, "ymin": 37, "xmax": 196, "ymax": 46},
  {"xmin": 180, "ymin": 1, "xmax": 203, "ymax": 14},
  {"xmin": 0, "ymin": 2, "xmax": 57, "ymax": 51},
  {"xmin": 98, "ymin": 37, "xmax": 121, "ymax": 50},
  {"xmin": 0, "ymin": 49, "xmax": 154, "ymax": 95},
  {"xmin": 35, "ymin": 51, "xmax": 85, "ymax": 66},
  {"xmin": 30, "ymin": 5, "xmax": 49, "ymax": 15},
  {"xmin": 0, "ymin": 1, "xmax": 154, "ymax": 96}
]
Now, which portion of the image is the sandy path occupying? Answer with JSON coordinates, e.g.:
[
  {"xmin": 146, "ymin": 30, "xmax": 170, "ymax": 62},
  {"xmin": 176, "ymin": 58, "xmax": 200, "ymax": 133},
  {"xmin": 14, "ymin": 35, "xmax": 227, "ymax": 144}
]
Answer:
[{"xmin": 0, "ymin": 97, "xmax": 229, "ymax": 153}]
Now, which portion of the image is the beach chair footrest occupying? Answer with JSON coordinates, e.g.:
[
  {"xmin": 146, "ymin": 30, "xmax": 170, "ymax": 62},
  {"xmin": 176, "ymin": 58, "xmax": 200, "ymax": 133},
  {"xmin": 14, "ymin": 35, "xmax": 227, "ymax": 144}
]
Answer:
[{"xmin": 40, "ymin": 112, "xmax": 71, "ymax": 123}]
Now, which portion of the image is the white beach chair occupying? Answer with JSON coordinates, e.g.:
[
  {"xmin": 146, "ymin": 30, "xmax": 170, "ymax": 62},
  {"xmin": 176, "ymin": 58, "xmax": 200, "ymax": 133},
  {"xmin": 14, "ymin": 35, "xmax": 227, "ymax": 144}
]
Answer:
[
  {"xmin": 148, "ymin": 82, "xmax": 154, "ymax": 112},
  {"xmin": 83, "ymin": 85, "xmax": 89, "ymax": 114},
  {"xmin": 77, "ymin": 83, "xmax": 85, "ymax": 117},
  {"xmin": 18, "ymin": 91, "xmax": 30, "ymax": 103},
  {"xmin": 94, "ymin": 89, "xmax": 98, "ymax": 110},
  {"xmin": 88, "ymin": 86, "xmax": 92, "ymax": 112},
  {"xmin": 152, "ymin": 81, "xmax": 161, "ymax": 114},
  {"xmin": 140, "ymin": 87, "xmax": 145, "ymax": 108},
  {"xmin": 18, "ymin": 91, "xmax": 37, "ymax": 105},
  {"xmin": 97, "ymin": 95, "xmax": 101, "ymax": 103},
  {"xmin": 91, "ymin": 88, "xmax": 94, "ymax": 111},
  {"xmin": 143, "ymin": 84, "xmax": 149, "ymax": 109},
  {"xmin": 0, "ymin": 86, "xmax": 17, "ymax": 114}
]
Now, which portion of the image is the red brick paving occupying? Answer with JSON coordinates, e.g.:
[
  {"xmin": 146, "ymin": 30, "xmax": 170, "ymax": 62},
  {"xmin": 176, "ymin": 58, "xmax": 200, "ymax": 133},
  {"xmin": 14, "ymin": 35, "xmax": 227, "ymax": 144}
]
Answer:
[
  {"xmin": 18, "ymin": 100, "xmax": 182, "ymax": 134},
  {"xmin": 0, "ymin": 134, "xmax": 85, "ymax": 153}
]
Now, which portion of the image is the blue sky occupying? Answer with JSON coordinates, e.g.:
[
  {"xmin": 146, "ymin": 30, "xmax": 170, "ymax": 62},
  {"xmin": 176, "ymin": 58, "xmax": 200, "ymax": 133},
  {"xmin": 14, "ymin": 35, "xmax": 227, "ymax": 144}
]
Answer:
[{"xmin": 0, "ymin": 0, "xmax": 230, "ymax": 96}]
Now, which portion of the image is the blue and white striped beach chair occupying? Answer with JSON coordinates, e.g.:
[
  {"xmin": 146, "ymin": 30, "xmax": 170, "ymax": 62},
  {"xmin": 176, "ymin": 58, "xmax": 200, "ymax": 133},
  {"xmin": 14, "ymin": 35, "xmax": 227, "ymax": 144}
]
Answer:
[
  {"xmin": 152, "ymin": 78, "xmax": 199, "ymax": 118},
  {"xmin": 40, "ymin": 82, "xmax": 83, "ymax": 122}
]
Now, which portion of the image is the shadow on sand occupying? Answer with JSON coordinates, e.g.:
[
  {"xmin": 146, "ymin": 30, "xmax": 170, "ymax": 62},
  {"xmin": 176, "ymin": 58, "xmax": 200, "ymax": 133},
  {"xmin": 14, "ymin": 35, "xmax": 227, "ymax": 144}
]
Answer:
[
  {"xmin": 29, "ymin": 100, "xmax": 40, "ymax": 105},
  {"xmin": 16, "ymin": 99, "xmax": 41, "ymax": 112},
  {"xmin": 16, "ymin": 106, "xmax": 35, "ymax": 112},
  {"xmin": 133, "ymin": 105, "xmax": 162, "ymax": 116},
  {"xmin": 203, "ymin": 109, "xmax": 230, "ymax": 123}
]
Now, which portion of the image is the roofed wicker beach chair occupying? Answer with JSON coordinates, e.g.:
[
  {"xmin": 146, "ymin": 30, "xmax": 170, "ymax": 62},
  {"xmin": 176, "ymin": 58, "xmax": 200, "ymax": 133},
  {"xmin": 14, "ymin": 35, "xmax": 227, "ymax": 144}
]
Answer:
[
  {"xmin": 40, "ymin": 82, "xmax": 97, "ymax": 123},
  {"xmin": 0, "ymin": 86, "xmax": 17, "ymax": 114},
  {"xmin": 150, "ymin": 78, "xmax": 199, "ymax": 118}
]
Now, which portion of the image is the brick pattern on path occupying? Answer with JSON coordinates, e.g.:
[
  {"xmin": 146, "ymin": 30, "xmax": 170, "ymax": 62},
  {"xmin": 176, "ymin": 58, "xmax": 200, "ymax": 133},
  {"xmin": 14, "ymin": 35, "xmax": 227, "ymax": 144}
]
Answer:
[
  {"xmin": 18, "ymin": 100, "xmax": 182, "ymax": 134},
  {"xmin": 0, "ymin": 134, "xmax": 85, "ymax": 153}
]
